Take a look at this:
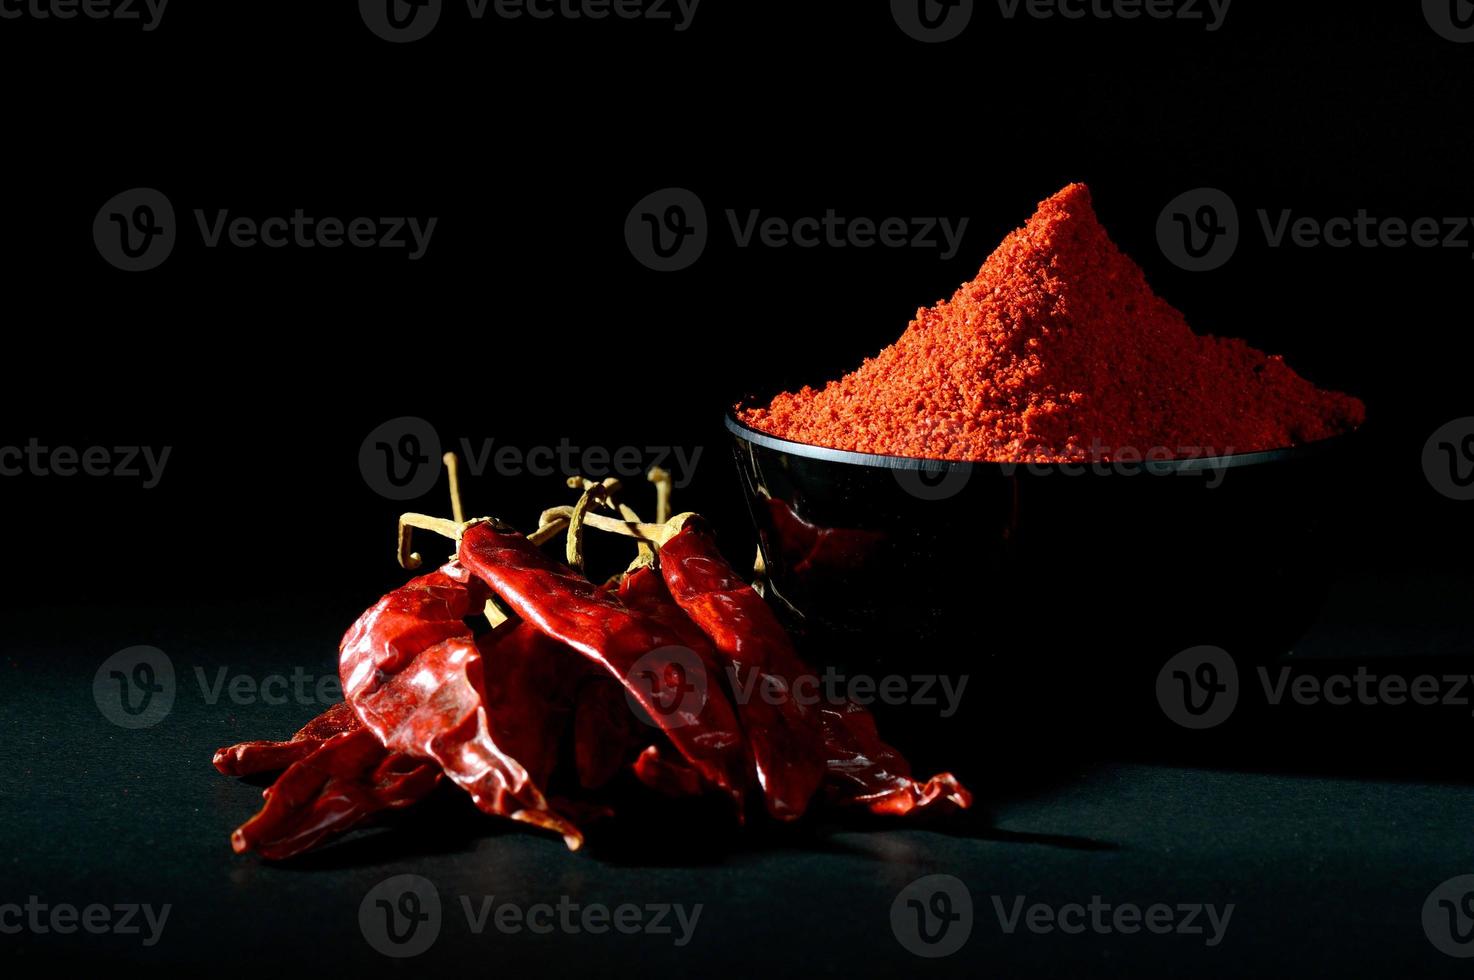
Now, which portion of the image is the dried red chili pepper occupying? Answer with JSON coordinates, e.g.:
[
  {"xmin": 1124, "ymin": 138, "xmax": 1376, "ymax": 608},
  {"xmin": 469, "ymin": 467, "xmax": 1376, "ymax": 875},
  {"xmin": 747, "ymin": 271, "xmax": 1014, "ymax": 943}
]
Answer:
[
  {"xmin": 656, "ymin": 517, "xmax": 828, "ymax": 821},
  {"xmin": 478, "ymin": 623, "xmax": 585, "ymax": 791},
  {"xmin": 615, "ymin": 562, "xmax": 754, "ymax": 810},
  {"xmin": 454, "ymin": 519, "xmax": 749, "ymax": 813},
  {"xmin": 569, "ymin": 575, "xmax": 642, "ymax": 792},
  {"xmin": 339, "ymin": 562, "xmax": 584, "ymax": 849},
  {"xmin": 222, "ymin": 462, "xmax": 975, "ymax": 863},
  {"xmin": 632, "ymin": 744, "xmax": 707, "ymax": 798},
  {"xmin": 657, "ymin": 517, "xmax": 971, "ymax": 820},
  {"xmin": 817, "ymin": 700, "xmax": 972, "ymax": 815},
  {"xmin": 574, "ymin": 677, "xmax": 638, "ymax": 790},
  {"xmin": 213, "ymin": 701, "xmax": 362, "ymax": 777},
  {"xmin": 230, "ymin": 727, "xmax": 440, "ymax": 860}
]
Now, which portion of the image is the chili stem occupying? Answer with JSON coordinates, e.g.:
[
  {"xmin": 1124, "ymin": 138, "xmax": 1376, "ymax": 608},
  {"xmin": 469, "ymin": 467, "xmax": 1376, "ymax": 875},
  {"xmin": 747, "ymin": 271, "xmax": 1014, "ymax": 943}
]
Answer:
[
  {"xmin": 528, "ymin": 515, "xmax": 570, "ymax": 547},
  {"xmin": 397, "ymin": 514, "xmax": 465, "ymax": 569},
  {"xmin": 539, "ymin": 506, "xmax": 672, "ymax": 545},
  {"xmin": 567, "ymin": 475, "xmax": 623, "ymax": 496},
  {"xmin": 483, "ymin": 599, "xmax": 509, "ymax": 628},
  {"xmin": 647, "ymin": 466, "xmax": 673, "ymax": 524},
  {"xmin": 565, "ymin": 483, "xmax": 610, "ymax": 571},
  {"xmin": 398, "ymin": 508, "xmax": 672, "ymax": 568},
  {"xmin": 443, "ymin": 452, "xmax": 466, "ymax": 524},
  {"xmin": 568, "ymin": 476, "xmax": 655, "ymax": 564}
]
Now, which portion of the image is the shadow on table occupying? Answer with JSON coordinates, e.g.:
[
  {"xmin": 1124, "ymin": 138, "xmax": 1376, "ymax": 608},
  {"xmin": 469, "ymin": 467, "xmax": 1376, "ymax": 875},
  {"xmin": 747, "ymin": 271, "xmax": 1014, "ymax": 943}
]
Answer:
[{"xmin": 255, "ymin": 748, "xmax": 1123, "ymax": 872}]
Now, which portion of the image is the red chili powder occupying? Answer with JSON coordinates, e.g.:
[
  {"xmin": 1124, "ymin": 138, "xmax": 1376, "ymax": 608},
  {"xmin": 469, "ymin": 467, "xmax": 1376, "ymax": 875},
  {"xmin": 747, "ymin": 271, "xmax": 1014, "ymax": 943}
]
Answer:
[{"xmin": 739, "ymin": 183, "xmax": 1364, "ymax": 461}]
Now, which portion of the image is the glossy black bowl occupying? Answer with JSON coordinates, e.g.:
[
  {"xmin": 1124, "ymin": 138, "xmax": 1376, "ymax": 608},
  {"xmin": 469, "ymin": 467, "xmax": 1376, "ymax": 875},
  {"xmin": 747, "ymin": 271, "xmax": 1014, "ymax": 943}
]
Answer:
[{"xmin": 727, "ymin": 411, "xmax": 1357, "ymax": 688}]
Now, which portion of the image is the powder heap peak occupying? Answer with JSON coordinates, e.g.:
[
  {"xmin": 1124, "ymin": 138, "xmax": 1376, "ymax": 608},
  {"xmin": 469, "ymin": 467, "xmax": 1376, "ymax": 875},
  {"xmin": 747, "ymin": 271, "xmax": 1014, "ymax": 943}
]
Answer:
[{"xmin": 741, "ymin": 183, "xmax": 1364, "ymax": 461}]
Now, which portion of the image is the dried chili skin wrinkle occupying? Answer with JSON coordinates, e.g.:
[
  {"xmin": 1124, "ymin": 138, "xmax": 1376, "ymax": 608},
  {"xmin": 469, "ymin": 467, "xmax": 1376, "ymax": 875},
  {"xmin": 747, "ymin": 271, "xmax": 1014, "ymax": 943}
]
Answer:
[
  {"xmin": 632, "ymin": 744, "xmax": 708, "ymax": 798},
  {"xmin": 213, "ymin": 701, "xmax": 363, "ymax": 777},
  {"xmin": 478, "ymin": 624, "xmax": 585, "ymax": 792},
  {"xmin": 455, "ymin": 520, "xmax": 749, "ymax": 813},
  {"xmin": 615, "ymin": 563, "xmax": 752, "ymax": 817},
  {"xmin": 659, "ymin": 519, "xmax": 971, "ymax": 819},
  {"xmin": 230, "ymin": 727, "xmax": 440, "ymax": 861},
  {"xmin": 339, "ymin": 562, "xmax": 584, "ymax": 849},
  {"xmin": 657, "ymin": 519, "xmax": 828, "ymax": 821},
  {"xmin": 570, "ymin": 583, "xmax": 641, "ymax": 792},
  {"xmin": 818, "ymin": 700, "xmax": 971, "ymax": 816},
  {"xmin": 741, "ymin": 183, "xmax": 1365, "ymax": 461},
  {"xmin": 574, "ymin": 678, "xmax": 637, "ymax": 790}
]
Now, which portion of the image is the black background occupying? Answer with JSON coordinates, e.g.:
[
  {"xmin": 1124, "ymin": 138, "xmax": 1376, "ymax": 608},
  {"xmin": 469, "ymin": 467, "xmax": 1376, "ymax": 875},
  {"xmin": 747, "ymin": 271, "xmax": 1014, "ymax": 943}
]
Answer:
[{"xmin": 2, "ymin": 2, "xmax": 1473, "ymax": 977}]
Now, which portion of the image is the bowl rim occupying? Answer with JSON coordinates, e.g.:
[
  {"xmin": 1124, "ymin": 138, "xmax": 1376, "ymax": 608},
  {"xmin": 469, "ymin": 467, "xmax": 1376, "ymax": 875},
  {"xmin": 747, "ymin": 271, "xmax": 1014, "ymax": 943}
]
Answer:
[{"xmin": 725, "ymin": 409, "xmax": 1356, "ymax": 473}]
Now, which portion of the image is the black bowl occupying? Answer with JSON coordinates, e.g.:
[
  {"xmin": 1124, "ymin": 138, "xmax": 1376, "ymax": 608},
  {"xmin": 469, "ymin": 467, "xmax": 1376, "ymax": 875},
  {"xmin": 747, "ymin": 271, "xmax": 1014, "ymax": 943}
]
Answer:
[{"xmin": 727, "ymin": 410, "xmax": 1357, "ymax": 691}]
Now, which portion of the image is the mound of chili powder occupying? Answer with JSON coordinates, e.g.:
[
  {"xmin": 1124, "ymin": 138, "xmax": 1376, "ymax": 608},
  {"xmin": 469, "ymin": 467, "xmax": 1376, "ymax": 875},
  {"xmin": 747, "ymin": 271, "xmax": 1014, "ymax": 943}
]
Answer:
[{"xmin": 740, "ymin": 183, "xmax": 1364, "ymax": 461}]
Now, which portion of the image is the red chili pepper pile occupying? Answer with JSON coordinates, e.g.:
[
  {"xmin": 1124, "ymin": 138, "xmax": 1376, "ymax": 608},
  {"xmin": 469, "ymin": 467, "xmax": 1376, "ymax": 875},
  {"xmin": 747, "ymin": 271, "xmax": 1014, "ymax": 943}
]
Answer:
[{"xmin": 216, "ymin": 474, "xmax": 971, "ymax": 859}]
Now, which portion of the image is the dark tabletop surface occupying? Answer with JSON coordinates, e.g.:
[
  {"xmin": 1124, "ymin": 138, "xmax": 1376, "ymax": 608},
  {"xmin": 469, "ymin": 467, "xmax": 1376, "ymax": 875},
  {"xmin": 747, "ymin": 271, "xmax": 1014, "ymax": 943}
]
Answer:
[
  {"xmin": 2, "ymin": 2, "xmax": 1472, "ymax": 977},
  {"xmin": 6, "ymin": 570, "xmax": 1474, "ymax": 979}
]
